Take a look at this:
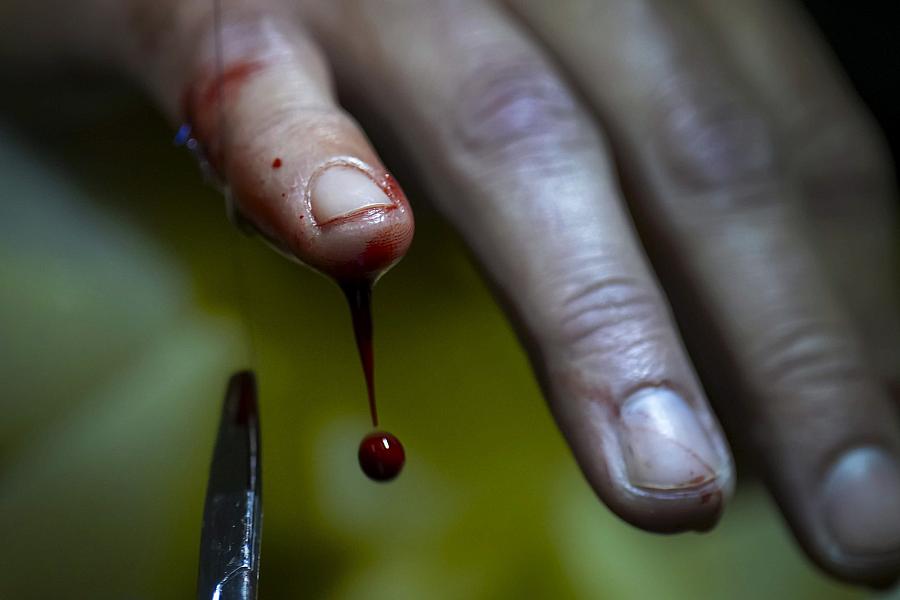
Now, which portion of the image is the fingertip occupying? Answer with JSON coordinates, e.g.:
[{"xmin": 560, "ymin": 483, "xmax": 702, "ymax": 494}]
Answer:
[
  {"xmin": 229, "ymin": 160, "xmax": 415, "ymax": 283},
  {"xmin": 794, "ymin": 445, "xmax": 900, "ymax": 587},
  {"xmin": 565, "ymin": 384, "xmax": 735, "ymax": 534},
  {"xmin": 613, "ymin": 388, "xmax": 735, "ymax": 533},
  {"xmin": 304, "ymin": 162, "xmax": 415, "ymax": 282},
  {"xmin": 161, "ymin": 9, "xmax": 414, "ymax": 284},
  {"xmin": 606, "ymin": 477, "xmax": 731, "ymax": 535},
  {"xmin": 822, "ymin": 447, "xmax": 900, "ymax": 557}
]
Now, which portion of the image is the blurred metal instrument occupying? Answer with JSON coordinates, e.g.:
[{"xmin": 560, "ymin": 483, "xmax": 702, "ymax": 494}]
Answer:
[{"xmin": 196, "ymin": 370, "xmax": 262, "ymax": 600}]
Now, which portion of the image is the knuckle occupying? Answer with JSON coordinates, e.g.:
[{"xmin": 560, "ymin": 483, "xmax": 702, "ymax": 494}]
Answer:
[
  {"xmin": 542, "ymin": 259, "xmax": 668, "ymax": 362},
  {"xmin": 651, "ymin": 77, "xmax": 782, "ymax": 206},
  {"xmin": 450, "ymin": 54, "xmax": 596, "ymax": 170},
  {"xmin": 746, "ymin": 317, "xmax": 866, "ymax": 396},
  {"xmin": 793, "ymin": 110, "xmax": 895, "ymax": 206}
]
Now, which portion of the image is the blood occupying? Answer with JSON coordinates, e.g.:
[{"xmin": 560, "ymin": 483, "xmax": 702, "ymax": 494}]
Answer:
[
  {"xmin": 179, "ymin": 60, "xmax": 265, "ymax": 174},
  {"xmin": 193, "ymin": 6, "xmax": 413, "ymax": 483},
  {"xmin": 358, "ymin": 431, "xmax": 405, "ymax": 481},
  {"xmin": 342, "ymin": 280, "xmax": 378, "ymax": 426},
  {"xmin": 358, "ymin": 233, "xmax": 402, "ymax": 276},
  {"xmin": 195, "ymin": 60, "xmax": 263, "ymax": 116},
  {"xmin": 342, "ymin": 279, "xmax": 407, "ymax": 481},
  {"xmin": 382, "ymin": 172, "xmax": 404, "ymax": 201}
]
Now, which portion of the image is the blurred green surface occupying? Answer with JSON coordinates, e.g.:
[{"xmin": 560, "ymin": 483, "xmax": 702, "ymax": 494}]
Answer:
[{"xmin": 0, "ymin": 82, "xmax": 886, "ymax": 599}]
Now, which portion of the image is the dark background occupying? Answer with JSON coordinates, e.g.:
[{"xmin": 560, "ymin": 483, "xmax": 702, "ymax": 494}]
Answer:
[{"xmin": 803, "ymin": 0, "xmax": 900, "ymax": 164}]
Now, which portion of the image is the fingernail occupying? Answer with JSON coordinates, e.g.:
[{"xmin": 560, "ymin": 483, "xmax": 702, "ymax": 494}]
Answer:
[
  {"xmin": 619, "ymin": 388, "xmax": 721, "ymax": 490},
  {"xmin": 310, "ymin": 165, "xmax": 393, "ymax": 224},
  {"xmin": 823, "ymin": 446, "xmax": 900, "ymax": 555}
]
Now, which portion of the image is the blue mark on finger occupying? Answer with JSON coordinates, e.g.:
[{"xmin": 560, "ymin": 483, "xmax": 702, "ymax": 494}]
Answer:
[{"xmin": 173, "ymin": 123, "xmax": 192, "ymax": 146}]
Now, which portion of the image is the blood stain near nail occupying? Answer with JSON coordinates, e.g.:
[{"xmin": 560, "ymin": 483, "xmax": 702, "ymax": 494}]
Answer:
[{"xmin": 272, "ymin": 158, "xmax": 282, "ymax": 168}]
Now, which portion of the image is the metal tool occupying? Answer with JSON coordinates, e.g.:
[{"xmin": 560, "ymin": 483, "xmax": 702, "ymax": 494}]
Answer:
[{"xmin": 196, "ymin": 370, "xmax": 262, "ymax": 600}]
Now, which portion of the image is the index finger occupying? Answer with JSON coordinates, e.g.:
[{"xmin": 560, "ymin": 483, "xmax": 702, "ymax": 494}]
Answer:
[{"xmin": 136, "ymin": 0, "xmax": 415, "ymax": 281}]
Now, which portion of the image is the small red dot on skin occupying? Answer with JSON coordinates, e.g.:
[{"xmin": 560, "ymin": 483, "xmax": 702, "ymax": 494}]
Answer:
[
  {"xmin": 272, "ymin": 158, "xmax": 282, "ymax": 169},
  {"xmin": 358, "ymin": 431, "xmax": 405, "ymax": 482}
]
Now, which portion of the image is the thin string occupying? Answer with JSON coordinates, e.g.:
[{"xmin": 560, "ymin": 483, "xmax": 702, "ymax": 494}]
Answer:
[
  {"xmin": 212, "ymin": 0, "xmax": 226, "ymax": 150},
  {"xmin": 232, "ymin": 232, "xmax": 261, "ymax": 370},
  {"xmin": 214, "ymin": 0, "xmax": 260, "ymax": 370}
]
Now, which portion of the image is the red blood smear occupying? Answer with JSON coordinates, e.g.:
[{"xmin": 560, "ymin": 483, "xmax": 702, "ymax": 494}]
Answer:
[
  {"xmin": 180, "ymin": 60, "xmax": 264, "ymax": 176},
  {"xmin": 358, "ymin": 431, "xmax": 405, "ymax": 481},
  {"xmin": 341, "ymin": 280, "xmax": 378, "ymax": 427},
  {"xmin": 357, "ymin": 233, "xmax": 402, "ymax": 277},
  {"xmin": 272, "ymin": 158, "xmax": 282, "ymax": 169},
  {"xmin": 194, "ymin": 61, "xmax": 263, "ymax": 117}
]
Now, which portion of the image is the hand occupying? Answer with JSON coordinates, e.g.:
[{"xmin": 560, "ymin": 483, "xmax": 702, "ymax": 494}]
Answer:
[{"xmin": 5, "ymin": 0, "xmax": 898, "ymax": 586}]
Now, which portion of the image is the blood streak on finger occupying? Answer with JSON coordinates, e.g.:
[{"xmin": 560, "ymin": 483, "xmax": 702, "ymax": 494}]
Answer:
[{"xmin": 181, "ymin": 59, "xmax": 265, "ymax": 173}]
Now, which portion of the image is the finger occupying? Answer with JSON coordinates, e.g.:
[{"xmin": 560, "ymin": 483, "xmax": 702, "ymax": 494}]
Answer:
[
  {"xmin": 504, "ymin": 0, "xmax": 900, "ymax": 584},
  {"xmin": 39, "ymin": 0, "xmax": 414, "ymax": 281},
  {"xmin": 303, "ymin": 1, "xmax": 734, "ymax": 531},
  {"xmin": 688, "ymin": 0, "xmax": 900, "ymax": 388}
]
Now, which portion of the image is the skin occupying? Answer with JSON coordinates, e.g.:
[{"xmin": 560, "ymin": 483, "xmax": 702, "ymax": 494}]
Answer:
[{"xmin": 2, "ymin": 0, "xmax": 898, "ymax": 587}]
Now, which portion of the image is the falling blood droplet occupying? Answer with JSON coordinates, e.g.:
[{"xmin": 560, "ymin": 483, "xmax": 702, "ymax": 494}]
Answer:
[
  {"xmin": 358, "ymin": 431, "xmax": 405, "ymax": 481},
  {"xmin": 342, "ymin": 280, "xmax": 407, "ymax": 481}
]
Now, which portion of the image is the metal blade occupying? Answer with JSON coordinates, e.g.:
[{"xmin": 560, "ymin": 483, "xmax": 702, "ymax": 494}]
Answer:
[{"xmin": 197, "ymin": 370, "xmax": 262, "ymax": 600}]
